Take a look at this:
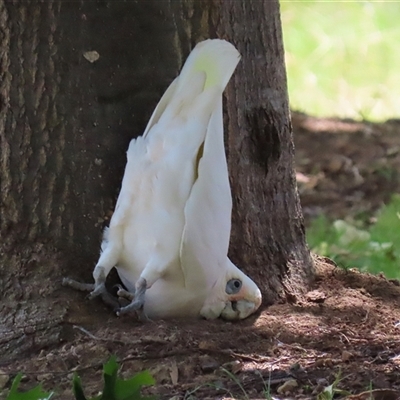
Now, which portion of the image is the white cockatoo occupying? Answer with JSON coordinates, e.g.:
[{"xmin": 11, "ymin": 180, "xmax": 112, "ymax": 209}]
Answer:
[{"xmin": 65, "ymin": 39, "xmax": 262, "ymax": 320}]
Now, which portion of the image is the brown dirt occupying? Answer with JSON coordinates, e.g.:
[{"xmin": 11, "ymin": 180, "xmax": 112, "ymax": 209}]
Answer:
[
  {"xmin": 293, "ymin": 112, "xmax": 400, "ymax": 224},
  {"xmin": 2, "ymin": 113, "xmax": 400, "ymax": 399}
]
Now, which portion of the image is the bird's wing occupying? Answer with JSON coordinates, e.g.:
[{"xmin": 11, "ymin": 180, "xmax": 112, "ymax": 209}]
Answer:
[
  {"xmin": 112, "ymin": 40, "xmax": 240, "ymax": 283},
  {"xmin": 143, "ymin": 38, "xmax": 240, "ymax": 139},
  {"xmin": 174, "ymin": 40, "xmax": 241, "ymax": 290},
  {"xmin": 178, "ymin": 42, "xmax": 262, "ymax": 320},
  {"xmin": 179, "ymin": 92, "xmax": 237, "ymax": 290},
  {"xmin": 142, "ymin": 78, "xmax": 178, "ymax": 138}
]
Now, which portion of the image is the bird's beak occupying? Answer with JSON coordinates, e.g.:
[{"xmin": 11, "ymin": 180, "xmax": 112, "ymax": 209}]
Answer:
[{"xmin": 220, "ymin": 298, "xmax": 261, "ymax": 320}]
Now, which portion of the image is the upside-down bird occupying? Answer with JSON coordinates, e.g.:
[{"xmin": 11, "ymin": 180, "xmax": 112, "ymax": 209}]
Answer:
[{"xmin": 64, "ymin": 39, "xmax": 262, "ymax": 320}]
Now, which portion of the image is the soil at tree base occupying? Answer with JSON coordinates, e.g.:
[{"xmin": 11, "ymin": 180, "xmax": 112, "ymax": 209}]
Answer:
[{"xmin": 1, "ymin": 113, "xmax": 400, "ymax": 399}]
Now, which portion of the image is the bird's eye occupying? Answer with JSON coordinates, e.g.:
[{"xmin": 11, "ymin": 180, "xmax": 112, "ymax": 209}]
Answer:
[{"xmin": 226, "ymin": 279, "xmax": 242, "ymax": 294}]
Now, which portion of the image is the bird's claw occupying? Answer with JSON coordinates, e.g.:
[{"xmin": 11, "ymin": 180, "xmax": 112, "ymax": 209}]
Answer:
[
  {"xmin": 116, "ymin": 299, "xmax": 144, "ymax": 315},
  {"xmin": 96, "ymin": 285, "xmax": 120, "ymax": 309},
  {"xmin": 87, "ymin": 282, "xmax": 106, "ymax": 300},
  {"xmin": 62, "ymin": 277, "xmax": 119, "ymax": 309},
  {"xmin": 115, "ymin": 277, "xmax": 150, "ymax": 321},
  {"xmin": 116, "ymin": 287, "xmax": 135, "ymax": 301},
  {"xmin": 63, "ymin": 276, "xmax": 149, "ymax": 321},
  {"xmin": 116, "ymin": 301, "xmax": 150, "ymax": 322}
]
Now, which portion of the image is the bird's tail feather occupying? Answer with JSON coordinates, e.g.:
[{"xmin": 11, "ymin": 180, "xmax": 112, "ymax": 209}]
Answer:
[
  {"xmin": 143, "ymin": 39, "xmax": 240, "ymax": 137},
  {"xmin": 177, "ymin": 39, "xmax": 241, "ymax": 91}
]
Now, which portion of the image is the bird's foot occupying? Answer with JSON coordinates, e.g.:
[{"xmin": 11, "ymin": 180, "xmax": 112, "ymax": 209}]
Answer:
[
  {"xmin": 87, "ymin": 282, "xmax": 106, "ymax": 300},
  {"xmin": 62, "ymin": 277, "xmax": 119, "ymax": 310},
  {"xmin": 115, "ymin": 278, "xmax": 150, "ymax": 321},
  {"xmin": 116, "ymin": 285, "xmax": 135, "ymax": 301},
  {"xmin": 90, "ymin": 282, "xmax": 121, "ymax": 309},
  {"xmin": 110, "ymin": 284, "xmax": 132, "ymax": 308}
]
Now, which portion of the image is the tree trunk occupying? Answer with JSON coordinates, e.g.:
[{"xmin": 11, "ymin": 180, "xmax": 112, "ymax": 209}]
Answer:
[
  {"xmin": 213, "ymin": 1, "xmax": 314, "ymax": 302},
  {"xmin": 0, "ymin": 0, "xmax": 313, "ymax": 360}
]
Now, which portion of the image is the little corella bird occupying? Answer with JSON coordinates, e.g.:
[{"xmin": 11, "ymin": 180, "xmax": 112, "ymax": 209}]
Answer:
[{"xmin": 64, "ymin": 39, "xmax": 262, "ymax": 320}]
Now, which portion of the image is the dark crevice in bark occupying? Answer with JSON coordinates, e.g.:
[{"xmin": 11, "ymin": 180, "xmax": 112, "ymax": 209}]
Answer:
[{"xmin": 247, "ymin": 108, "xmax": 282, "ymax": 174}]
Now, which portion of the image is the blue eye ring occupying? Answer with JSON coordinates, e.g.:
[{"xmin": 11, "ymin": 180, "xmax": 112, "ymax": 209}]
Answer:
[{"xmin": 226, "ymin": 279, "xmax": 242, "ymax": 294}]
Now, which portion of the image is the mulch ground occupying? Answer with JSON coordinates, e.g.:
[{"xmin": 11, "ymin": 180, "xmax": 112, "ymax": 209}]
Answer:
[{"xmin": 2, "ymin": 113, "xmax": 400, "ymax": 400}]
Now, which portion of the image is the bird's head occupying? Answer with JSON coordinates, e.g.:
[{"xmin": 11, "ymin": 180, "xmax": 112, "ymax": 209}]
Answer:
[{"xmin": 200, "ymin": 259, "xmax": 262, "ymax": 320}]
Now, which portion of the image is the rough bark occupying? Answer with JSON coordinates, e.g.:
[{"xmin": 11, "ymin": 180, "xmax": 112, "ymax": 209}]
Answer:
[{"xmin": 0, "ymin": 0, "xmax": 313, "ymax": 360}]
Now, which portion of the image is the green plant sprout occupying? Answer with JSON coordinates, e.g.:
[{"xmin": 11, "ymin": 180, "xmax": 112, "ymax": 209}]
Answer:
[
  {"xmin": 317, "ymin": 372, "xmax": 350, "ymax": 400},
  {"xmin": 220, "ymin": 367, "xmax": 249, "ymax": 400},
  {"xmin": 6, "ymin": 374, "xmax": 53, "ymax": 400},
  {"xmin": 73, "ymin": 356, "xmax": 156, "ymax": 400},
  {"xmin": 5, "ymin": 357, "xmax": 156, "ymax": 400}
]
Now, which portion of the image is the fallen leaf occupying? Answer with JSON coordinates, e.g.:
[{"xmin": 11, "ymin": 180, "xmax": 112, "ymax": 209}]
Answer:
[
  {"xmin": 342, "ymin": 350, "xmax": 353, "ymax": 362},
  {"xmin": 170, "ymin": 360, "xmax": 179, "ymax": 385},
  {"xmin": 277, "ymin": 379, "xmax": 298, "ymax": 394},
  {"xmin": 0, "ymin": 370, "xmax": 9, "ymax": 389}
]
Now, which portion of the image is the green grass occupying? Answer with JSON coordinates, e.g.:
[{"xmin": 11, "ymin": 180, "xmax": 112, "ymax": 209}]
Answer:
[
  {"xmin": 307, "ymin": 195, "xmax": 400, "ymax": 279},
  {"xmin": 281, "ymin": 1, "xmax": 400, "ymax": 121}
]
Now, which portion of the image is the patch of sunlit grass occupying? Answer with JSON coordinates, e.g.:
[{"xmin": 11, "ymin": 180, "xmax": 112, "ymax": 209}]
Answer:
[{"xmin": 281, "ymin": 1, "xmax": 400, "ymax": 121}]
